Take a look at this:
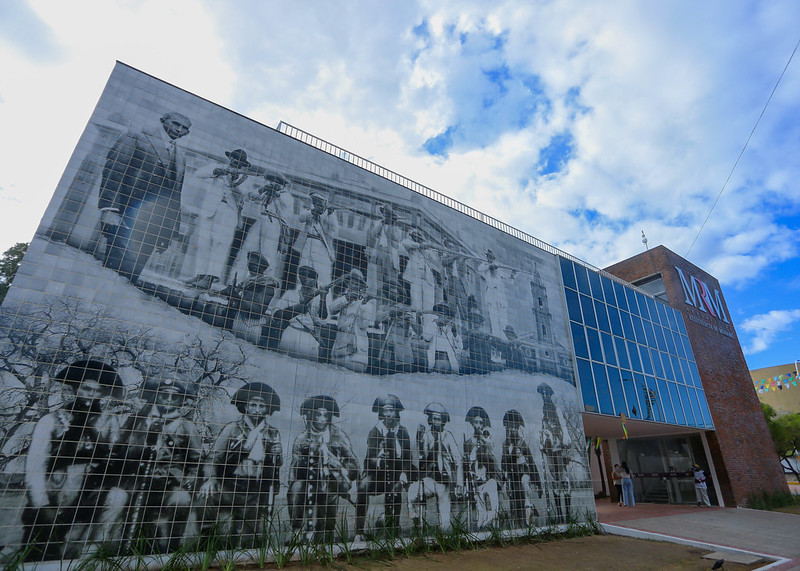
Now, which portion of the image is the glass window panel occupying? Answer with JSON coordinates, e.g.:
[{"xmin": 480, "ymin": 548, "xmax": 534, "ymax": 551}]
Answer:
[
  {"xmin": 643, "ymin": 375, "xmax": 664, "ymax": 422},
  {"xmin": 621, "ymin": 373, "xmax": 642, "ymax": 419},
  {"xmin": 676, "ymin": 313, "xmax": 688, "ymax": 335},
  {"xmin": 588, "ymin": 270, "xmax": 603, "ymax": 301},
  {"xmin": 631, "ymin": 315, "xmax": 645, "ymax": 344},
  {"xmin": 670, "ymin": 355, "xmax": 683, "ymax": 383},
  {"xmin": 560, "ymin": 257, "xmax": 576, "ymax": 290},
  {"xmin": 664, "ymin": 328, "xmax": 677, "ymax": 355},
  {"xmin": 595, "ymin": 299, "xmax": 610, "ymax": 333},
  {"xmin": 620, "ymin": 311, "xmax": 634, "ymax": 340},
  {"xmin": 640, "ymin": 346, "xmax": 653, "ymax": 375},
  {"xmin": 614, "ymin": 336, "xmax": 630, "ymax": 369},
  {"xmin": 627, "ymin": 340, "xmax": 642, "ymax": 372},
  {"xmin": 696, "ymin": 389, "xmax": 713, "ymax": 428},
  {"xmin": 575, "ymin": 263, "xmax": 592, "ymax": 295},
  {"xmin": 667, "ymin": 382, "xmax": 686, "ymax": 425},
  {"xmin": 662, "ymin": 353, "xmax": 675, "ymax": 381},
  {"xmin": 613, "ymin": 282, "xmax": 629, "ymax": 312},
  {"xmin": 682, "ymin": 336, "xmax": 696, "ymax": 362},
  {"xmin": 571, "ymin": 322, "xmax": 589, "ymax": 358},
  {"xmin": 666, "ymin": 306, "xmax": 679, "ymax": 331},
  {"xmin": 646, "ymin": 297, "xmax": 659, "ymax": 325},
  {"xmin": 674, "ymin": 331, "xmax": 687, "ymax": 359},
  {"xmin": 625, "ymin": 288, "xmax": 640, "ymax": 315},
  {"xmin": 577, "ymin": 358, "xmax": 598, "ymax": 413},
  {"xmin": 638, "ymin": 294, "xmax": 651, "ymax": 321},
  {"xmin": 601, "ymin": 332, "xmax": 617, "ymax": 366},
  {"xmin": 580, "ymin": 294, "xmax": 597, "ymax": 328},
  {"xmin": 650, "ymin": 348, "xmax": 664, "ymax": 378},
  {"xmin": 690, "ymin": 363, "xmax": 702, "ymax": 388},
  {"xmin": 566, "ymin": 288, "xmax": 582, "ymax": 323},
  {"xmin": 586, "ymin": 328, "xmax": 603, "ymax": 362},
  {"xmin": 683, "ymin": 387, "xmax": 698, "ymax": 428},
  {"xmin": 601, "ymin": 276, "xmax": 617, "ymax": 305},
  {"xmin": 592, "ymin": 361, "xmax": 614, "ymax": 415},
  {"xmin": 606, "ymin": 366, "xmax": 626, "ymax": 415},
  {"xmin": 653, "ymin": 323, "xmax": 668, "ymax": 352},
  {"xmin": 657, "ymin": 378, "xmax": 677, "ymax": 424},
  {"xmin": 643, "ymin": 319, "xmax": 656, "ymax": 347},
  {"xmin": 655, "ymin": 301, "xmax": 669, "ymax": 326},
  {"xmin": 607, "ymin": 305, "xmax": 623, "ymax": 336}
]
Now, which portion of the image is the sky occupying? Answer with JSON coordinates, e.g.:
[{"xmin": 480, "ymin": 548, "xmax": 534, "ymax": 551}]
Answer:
[{"xmin": 0, "ymin": 0, "xmax": 798, "ymax": 371}]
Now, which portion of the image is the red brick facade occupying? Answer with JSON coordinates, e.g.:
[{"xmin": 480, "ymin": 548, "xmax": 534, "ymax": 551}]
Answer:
[{"xmin": 604, "ymin": 245, "xmax": 787, "ymax": 506}]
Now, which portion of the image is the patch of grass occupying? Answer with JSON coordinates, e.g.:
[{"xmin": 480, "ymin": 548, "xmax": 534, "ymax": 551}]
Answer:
[{"xmin": 747, "ymin": 489, "xmax": 800, "ymax": 511}]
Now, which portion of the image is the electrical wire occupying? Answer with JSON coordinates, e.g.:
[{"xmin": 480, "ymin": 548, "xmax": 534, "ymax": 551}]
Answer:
[{"xmin": 685, "ymin": 37, "xmax": 800, "ymax": 257}]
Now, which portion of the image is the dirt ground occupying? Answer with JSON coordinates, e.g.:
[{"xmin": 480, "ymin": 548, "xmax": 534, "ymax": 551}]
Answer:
[{"xmin": 253, "ymin": 534, "xmax": 765, "ymax": 570}]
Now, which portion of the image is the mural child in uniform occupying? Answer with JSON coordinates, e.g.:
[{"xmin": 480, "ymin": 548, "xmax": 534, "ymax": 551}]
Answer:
[
  {"xmin": 198, "ymin": 382, "xmax": 282, "ymax": 546},
  {"xmin": 22, "ymin": 360, "xmax": 125, "ymax": 561},
  {"xmin": 463, "ymin": 406, "xmax": 500, "ymax": 529},
  {"xmin": 500, "ymin": 409, "xmax": 542, "ymax": 527},
  {"xmin": 407, "ymin": 402, "xmax": 463, "ymax": 530},
  {"xmin": 287, "ymin": 395, "xmax": 359, "ymax": 541},
  {"xmin": 538, "ymin": 382, "xmax": 572, "ymax": 523},
  {"xmin": 354, "ymin": 394, "xmax": 413, "ymax": 540}
]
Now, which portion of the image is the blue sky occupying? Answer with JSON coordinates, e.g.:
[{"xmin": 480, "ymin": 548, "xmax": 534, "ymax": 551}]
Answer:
[{"xmin": 0, "ymin": 0, "xmax": 798, "ymax": 370}]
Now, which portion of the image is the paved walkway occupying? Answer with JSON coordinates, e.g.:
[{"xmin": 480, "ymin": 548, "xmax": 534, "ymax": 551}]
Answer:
[{"xmin": 595, "ymin": 501, "xmax": 800, "ymax": 569}]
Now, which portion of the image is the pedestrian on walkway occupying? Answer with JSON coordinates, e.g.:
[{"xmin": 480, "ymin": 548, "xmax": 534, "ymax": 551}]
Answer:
[
  {"xmin": 620, "ymin": 462, "xmax": 635, "ymax": 507},
  {"xmin": 692, "ymin": 464, "xmax": 711, "ymax": 507},
  {"xmin": 612, "ymin": 464, "xmax": 624, "ymax": 506}
]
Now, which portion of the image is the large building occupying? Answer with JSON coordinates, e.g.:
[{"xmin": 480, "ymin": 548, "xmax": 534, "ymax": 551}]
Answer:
[{"xmin": 0, "ymin": 63, "xmax": 786, "ymax": 564}]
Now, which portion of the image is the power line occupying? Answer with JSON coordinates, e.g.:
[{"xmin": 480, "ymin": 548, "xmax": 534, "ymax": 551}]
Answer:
[{"xmin": 685, "ymin": 37, "xmax": 800, "ymax": 257}]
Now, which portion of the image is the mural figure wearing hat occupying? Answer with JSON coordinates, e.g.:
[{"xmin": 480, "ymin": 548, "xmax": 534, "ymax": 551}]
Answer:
[
  {"xmin": 440, "ymin": 238, "xmax": 470, "ymax": 327},
  {"xmin": 477, "ymin": 248, "xmax": 516, "ymax": 337},
  {"xmin": 330, "ymin": 269, "xmax": 375, "ymax": 373},
  {"xmin": 354, "ymin": 395, "xmax": 413, "ymax": 540},
  {"xmin": 198, "ymin": 382, "xmax": 282, "ymax": 545},
  {"xmin": 366, "ymin": 203, "xmax": 404, "ymax": 296},
  {"xmin": 99, "ymin": 377, "xmax": 202, "ymax": 552},
  {"xmin": 537, "ymin": 382, "xmax": 572, "ymax": 523},
  {"xmin": 375, "ymin": 279, "xmax": 420, "ymax": 374},
  {"xmin": 283, "ymin": 191, "xmax": 339, "ymax": 292},
  {"xmin": 463, "ymin": 406, "xmax": 500, "ymax": 529},
  {"xmin": 22, "ymin": 360, "xmax": 124, "ymax": 561},
  {"xmin": 230, "ymin": 171, "xmax": 289, "ymax": 287},
  {"xmin": 407, "ymin": 402, "xmax": 463, "ymax": 530},
  {"xmin": 98, "ymin": 111, "xmax": 192, "ymax": 284},
  {"xmin": 288, "ymin": 395, "xmax": 358, "ymax": 541},
  {"xmin": 400, "ymin": 228, "xmax": 442, "ymax": 313},
  {"xmin": 501, "ymin": 409, "xmax": 542, "ymax": 527},
  {"xmin": 183, "ymin": 148, "xmax": 252, "ymax": 291},
  {"xmin": 421, "ymin": 302, "xmax": 461, "ymax": 374},
  {"xmin": 230, "ymin": 251, "xmax": 280, "ymax": 345},
  {"xmin": 261, "ymin": 265, "xmax": 330, "ymax": 357}
]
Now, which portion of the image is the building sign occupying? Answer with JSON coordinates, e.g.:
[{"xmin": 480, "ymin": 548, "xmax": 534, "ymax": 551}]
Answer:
[{"xmin": 674, "ymin": 267, "xmax": 729, "ymax": 324}]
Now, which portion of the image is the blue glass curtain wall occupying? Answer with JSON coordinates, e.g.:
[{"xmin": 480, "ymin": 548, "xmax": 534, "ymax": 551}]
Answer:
[{"xmin": 559, "ymin": 256, "xmax": 712, "ymax": 429}]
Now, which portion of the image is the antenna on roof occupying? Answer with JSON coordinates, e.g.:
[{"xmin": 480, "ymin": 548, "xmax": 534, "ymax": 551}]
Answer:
[{"xmin": 641, "ymin": 230, "xmax": 649, "ymax": 250}]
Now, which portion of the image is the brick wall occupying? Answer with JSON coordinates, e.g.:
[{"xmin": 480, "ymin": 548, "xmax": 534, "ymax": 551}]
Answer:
[{"xmin": 605, "ymin": 246, "xmax": 788, "ymax": 505}]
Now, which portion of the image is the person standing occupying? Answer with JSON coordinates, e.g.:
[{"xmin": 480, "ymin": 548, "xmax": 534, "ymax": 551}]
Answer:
[
  {"xmin": 354, "ymin": 395, "xmax": 413, "ymax": 540},
  {"xmin": 183, "ymin": 149, "xmax": 251, "ymax": 291},
  {"xmin": 463, "ymin": 406, "xmax": 500, "ymax": 529},
  {"xmin": 22, "ymin": 360, "xmax": 125, "ymax": 561},
  {"xmin": 692, "ymin": 463, "xmax": 712, "ymax": 507},
  {"xmin": 612, "ymin": 464, "xmax": 624, "ymax": 507},
  {"xmin": 407, "ymin": 402, "xmax": 464, "ymax": 530},
  {"xmin": 198, "ymin": 382, "xmax": 282, "ymax": 545},
  {"xmin": 287, "ymin": 395, "xmax": 359, "ymax": 541},
  {"xmin": 98, "ymin": 111, "xmax": 192, "ymax": 284},
  {"xmin": 501, "ymin": 410, "xmax": 542, "ymax": 527},
  {"xmin": 477, "ymin": 249, "xmax": 515, "ymax": 337},
  {"xmin": 538, "ymin": 382, "xmax": 572, "ymax": 522},
  {"xmin": 620, "ymin": 462, "xmax": 635, "ymax": 507}
]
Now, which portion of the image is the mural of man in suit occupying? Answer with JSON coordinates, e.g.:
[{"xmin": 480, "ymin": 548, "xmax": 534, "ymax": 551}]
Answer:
[{"xmin": 98, "ymin": 111, "xmax": 191, "ymax": 284}]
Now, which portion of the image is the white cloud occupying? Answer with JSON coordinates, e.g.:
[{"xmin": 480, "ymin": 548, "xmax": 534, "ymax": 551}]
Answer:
[{"xmin": 741, "ymin": 309, "xmax": 800, "ymax": 354}]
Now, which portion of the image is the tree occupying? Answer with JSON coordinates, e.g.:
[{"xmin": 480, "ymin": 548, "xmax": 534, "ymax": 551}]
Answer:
[
  {"xmin": 0, "ymin": 242, "xmax": 28, "ymax": 304},
  {"xmin": 762, "ymin": 402, "xmax": 800, "ymax": 482}
]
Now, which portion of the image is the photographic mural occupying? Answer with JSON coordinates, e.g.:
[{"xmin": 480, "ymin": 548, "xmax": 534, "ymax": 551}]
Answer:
[{"xmin": 0, "ymin": 63, "xmax": 593, "ymax": 562}]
